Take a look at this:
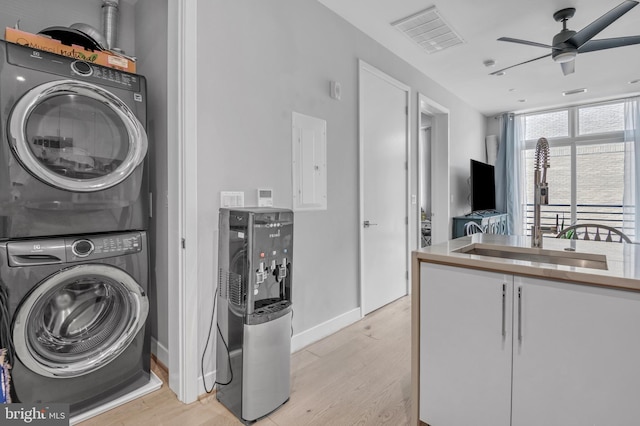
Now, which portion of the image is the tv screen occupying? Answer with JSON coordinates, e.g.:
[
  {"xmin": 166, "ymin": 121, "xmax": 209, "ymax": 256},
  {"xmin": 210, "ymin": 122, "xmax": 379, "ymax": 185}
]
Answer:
[{"xmin": 470, "ymin": 159, "xmax": 496, "ymax": 213}]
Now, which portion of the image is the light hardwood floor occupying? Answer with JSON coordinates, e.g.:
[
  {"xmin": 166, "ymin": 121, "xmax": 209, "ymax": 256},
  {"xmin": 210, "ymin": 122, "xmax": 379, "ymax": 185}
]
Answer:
[{"xmin": 81, "ymin": 296, "xmax": 411, "ymax": 426}]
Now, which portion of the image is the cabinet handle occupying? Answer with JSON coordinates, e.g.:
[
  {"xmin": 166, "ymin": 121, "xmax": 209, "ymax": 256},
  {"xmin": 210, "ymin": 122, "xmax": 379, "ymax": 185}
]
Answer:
[
  {"xmin": 518, "ymin": 286, "xmax": 523, "ymax": 343},
  {"xmin": 501, "ymin": 283, "xmax": 506, "ymax": 338}
]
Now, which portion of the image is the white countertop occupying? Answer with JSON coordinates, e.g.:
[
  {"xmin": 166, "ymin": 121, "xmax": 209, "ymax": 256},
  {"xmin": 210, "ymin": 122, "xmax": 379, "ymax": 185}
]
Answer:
[{"xmin": 413, "ymin": 234, "xmax": 640, "ymax": 292}]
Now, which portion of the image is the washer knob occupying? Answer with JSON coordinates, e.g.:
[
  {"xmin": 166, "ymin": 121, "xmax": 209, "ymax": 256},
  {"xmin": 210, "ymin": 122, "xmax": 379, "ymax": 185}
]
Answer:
[
  {"xmin": 72, "ymin": 239, "xmax": 95, "ymax": 257},
  {"xmin": 71, "ymin": 60, "xmax": 93, "ymax": 76}
]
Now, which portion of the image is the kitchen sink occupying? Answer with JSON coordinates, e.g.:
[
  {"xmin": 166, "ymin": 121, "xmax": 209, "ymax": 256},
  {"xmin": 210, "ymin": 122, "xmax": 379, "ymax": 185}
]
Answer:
[{"xmin": 454, "ymin": 243, "xmax": 608, "ymax": 270}]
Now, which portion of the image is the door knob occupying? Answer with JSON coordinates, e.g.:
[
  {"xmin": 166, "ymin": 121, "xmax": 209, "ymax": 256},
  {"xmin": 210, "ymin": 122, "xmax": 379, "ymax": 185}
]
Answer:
[{"xmin": 363, "ymin": 220, "xmax": 378, "ymax": 228}]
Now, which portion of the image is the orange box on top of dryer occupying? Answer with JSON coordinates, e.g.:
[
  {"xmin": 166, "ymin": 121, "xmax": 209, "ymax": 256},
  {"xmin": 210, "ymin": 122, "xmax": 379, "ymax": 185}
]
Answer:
[{"xmin": 4, "ymin": 27, "xmax": 136, "ymax": 73}]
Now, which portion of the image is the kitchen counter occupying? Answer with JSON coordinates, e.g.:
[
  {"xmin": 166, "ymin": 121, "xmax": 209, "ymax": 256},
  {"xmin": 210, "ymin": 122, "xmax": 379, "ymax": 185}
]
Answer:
[
  {"xmin": 412, "ymin": 233, "xmax": 640, "ymax": 292},
  {"xmin": 410, "ymin": 234, "xmax": 640, "ymax": 426}
]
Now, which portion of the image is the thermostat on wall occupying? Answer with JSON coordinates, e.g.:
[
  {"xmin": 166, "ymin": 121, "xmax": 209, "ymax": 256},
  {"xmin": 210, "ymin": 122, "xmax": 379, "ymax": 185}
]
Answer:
[{"xmin": 258, "ymin": 188, "xmax": 273, "ymax": 207}]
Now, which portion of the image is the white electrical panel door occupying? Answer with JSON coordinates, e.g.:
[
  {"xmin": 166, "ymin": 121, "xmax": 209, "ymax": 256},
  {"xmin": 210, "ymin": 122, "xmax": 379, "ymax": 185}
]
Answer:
[{"xmin": 292, "ymin": 112, "xmax": 327, "ymax": 211}]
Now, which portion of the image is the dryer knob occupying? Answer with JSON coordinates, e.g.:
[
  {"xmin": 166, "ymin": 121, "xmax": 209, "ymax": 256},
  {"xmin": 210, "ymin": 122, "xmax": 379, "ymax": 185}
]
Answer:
[
  {"xmin": 71, "ymin": 60, "xmax": 93, "ymax": 77},
  {"xmin": 72, "ymin": 239, "xmax": 95, "ymax": 257}
]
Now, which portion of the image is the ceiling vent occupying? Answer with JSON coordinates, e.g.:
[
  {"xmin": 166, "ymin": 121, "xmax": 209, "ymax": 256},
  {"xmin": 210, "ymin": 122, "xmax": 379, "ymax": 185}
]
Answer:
[{"xmin": 391, "ymin": 6, "xmax": 464, "ymax": 54}]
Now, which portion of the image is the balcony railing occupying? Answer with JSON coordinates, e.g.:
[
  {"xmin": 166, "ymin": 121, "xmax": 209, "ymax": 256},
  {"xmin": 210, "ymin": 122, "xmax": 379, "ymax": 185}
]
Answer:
[{"xmin": 525, "ymin": 203, "xmax": 635, "ymax": 241}]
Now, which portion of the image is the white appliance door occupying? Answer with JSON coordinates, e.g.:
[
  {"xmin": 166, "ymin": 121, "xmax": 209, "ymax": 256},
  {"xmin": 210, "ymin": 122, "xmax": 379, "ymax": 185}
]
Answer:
[
  {"xmin": 8, "ymin": 80, "xmax": 147, "ymax": 192},
  {"xmin": 12, "ymin": 264, "xmax": 148, "ymax": 378}
]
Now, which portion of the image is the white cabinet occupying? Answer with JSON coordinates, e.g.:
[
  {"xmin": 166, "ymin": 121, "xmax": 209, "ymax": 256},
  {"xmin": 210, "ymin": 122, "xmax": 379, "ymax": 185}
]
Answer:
[
  {"xmin": 512, "ymin": 276, "xmax": 640, "ymax": 426},
  {"xmin": 420, "ymin": 263, "xmax": 513, "ymax": 426},
  {"xmin": 420, "ymin": 263, "xmax": 640, "ymax": 426}
]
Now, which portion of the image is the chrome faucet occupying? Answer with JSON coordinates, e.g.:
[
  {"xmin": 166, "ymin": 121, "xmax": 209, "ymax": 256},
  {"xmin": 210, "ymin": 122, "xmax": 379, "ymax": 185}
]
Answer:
[{"xmin": 531, "ymin": 137, "xmax": 557, "ymax": 248}]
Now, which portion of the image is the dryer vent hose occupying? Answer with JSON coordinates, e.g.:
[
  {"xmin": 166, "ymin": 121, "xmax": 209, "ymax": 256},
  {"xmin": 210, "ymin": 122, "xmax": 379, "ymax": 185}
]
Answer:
[{"xmin": 101, "ymin": 0, "xmax": 119, "ymax": 50}]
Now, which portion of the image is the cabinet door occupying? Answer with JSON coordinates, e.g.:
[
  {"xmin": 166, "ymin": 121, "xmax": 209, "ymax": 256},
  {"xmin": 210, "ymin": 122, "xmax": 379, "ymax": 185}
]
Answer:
[
  {"xmin": 420, "ymin": 263, "xmax": 512, "ymax": 426},
  {"xmin": 512, "ymin": 276, "xmax": 640, "ymax": 426}
]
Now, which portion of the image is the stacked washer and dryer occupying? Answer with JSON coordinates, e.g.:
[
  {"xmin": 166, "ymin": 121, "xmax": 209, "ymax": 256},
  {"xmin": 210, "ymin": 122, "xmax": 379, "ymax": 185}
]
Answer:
[{"xmin": 0, "ymin": 40, "xmax": 152, "ymax": 415}]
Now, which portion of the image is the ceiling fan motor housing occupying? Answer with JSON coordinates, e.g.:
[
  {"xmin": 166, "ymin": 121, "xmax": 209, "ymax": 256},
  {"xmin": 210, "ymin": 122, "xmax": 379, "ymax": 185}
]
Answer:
[{"xmin": 552, "ymin": 30, "xmax": 577, "ymax": 62}]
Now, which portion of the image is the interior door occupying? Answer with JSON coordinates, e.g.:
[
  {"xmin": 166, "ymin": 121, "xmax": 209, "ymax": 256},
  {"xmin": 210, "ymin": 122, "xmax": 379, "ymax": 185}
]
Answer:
[{"xmin": 359, "ymin": 62, "xmax": 408, "ymax": 315}]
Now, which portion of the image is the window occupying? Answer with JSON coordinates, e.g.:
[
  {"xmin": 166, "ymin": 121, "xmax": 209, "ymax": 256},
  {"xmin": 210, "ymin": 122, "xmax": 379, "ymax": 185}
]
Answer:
[{"xmin": 519, "ymin": 101, "xmax": 629, "ymax": 237}]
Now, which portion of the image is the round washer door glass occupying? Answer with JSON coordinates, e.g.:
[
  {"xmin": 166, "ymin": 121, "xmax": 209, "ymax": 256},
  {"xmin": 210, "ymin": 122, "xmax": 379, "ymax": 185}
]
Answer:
[
  {"xmin": 8, "ymin": 79, "xmax": 147, "ymax": 192},
  {"xmin": 12, "ymin": 264, "xmax": 149, "ymax": 378}
]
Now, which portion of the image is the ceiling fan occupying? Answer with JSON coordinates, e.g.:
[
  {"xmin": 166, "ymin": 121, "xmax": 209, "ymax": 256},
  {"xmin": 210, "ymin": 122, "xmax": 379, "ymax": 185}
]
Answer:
[{"xmin": 491, "ymin": 0, "xmax": 640, "ymax": 76}]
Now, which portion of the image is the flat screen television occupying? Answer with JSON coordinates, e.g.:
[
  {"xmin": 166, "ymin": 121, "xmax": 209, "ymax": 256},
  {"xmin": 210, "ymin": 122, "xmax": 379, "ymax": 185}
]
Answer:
[{"xmin": 470, "ymin": 159, "xmax": 496, "ymax": 213}]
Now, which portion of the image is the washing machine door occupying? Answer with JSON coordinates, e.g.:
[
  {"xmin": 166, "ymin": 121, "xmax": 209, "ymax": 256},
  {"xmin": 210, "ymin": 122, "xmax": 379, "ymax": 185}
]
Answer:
[
  {"xmin": 12, "ymin": 264, "xmax": 149, "ymax": 378},
  {"xmin": 7, "ymin": 79, "xmax": 147, "ymax": 192}
]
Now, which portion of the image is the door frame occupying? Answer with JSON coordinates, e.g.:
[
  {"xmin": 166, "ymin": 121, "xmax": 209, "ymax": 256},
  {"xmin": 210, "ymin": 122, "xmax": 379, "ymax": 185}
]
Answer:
[
  {"xmin": 167, "ymin": 0, "xmax": 199, "ymax": 403},
  {"xmin": 417, "ymin": 93, "xmax": 450, "ymax": 246},
  {"xmin": 358, "ymin": 60, "xmax": 411, "ymax": 316}
]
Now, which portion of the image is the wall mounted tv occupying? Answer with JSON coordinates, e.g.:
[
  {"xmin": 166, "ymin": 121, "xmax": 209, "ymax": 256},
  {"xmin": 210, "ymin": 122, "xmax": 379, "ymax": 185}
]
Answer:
[{"xmin": 470, "ymin": 159, "xmax": 496, "ymax": 213}]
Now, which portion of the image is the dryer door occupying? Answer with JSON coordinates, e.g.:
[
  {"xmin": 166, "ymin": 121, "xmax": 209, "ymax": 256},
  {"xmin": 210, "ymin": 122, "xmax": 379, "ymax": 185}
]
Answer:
[
  {"xmin": 7, "ymin": 79, "xmax": 147, "ymax": 192},
  {"xmin": 12, "ymin": 264, "xmax": 149, "ymax": 378}
]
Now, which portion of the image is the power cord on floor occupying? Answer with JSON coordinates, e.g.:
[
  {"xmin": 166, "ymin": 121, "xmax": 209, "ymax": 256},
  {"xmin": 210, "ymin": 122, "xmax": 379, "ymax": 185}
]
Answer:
[{"xmin": 201, "ymin": 285, "xmax": 233, "ymax": 394}]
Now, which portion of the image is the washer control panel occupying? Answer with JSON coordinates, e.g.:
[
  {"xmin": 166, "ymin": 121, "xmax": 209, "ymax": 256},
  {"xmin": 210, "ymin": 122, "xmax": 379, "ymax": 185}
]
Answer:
[
  {"xmin": 6, "ymin": 232, "xmax": 143, "ymax": 266},
  {"xmin": 67, "ymin": 233, "xmax": 142, "ymax": 262}
]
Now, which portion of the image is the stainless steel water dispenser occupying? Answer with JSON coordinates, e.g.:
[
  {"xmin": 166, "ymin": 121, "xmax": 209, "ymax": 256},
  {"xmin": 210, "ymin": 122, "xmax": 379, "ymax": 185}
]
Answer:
[{"xmin": 217, "ymin": 207, "xmax": 293, "ymax": 423}]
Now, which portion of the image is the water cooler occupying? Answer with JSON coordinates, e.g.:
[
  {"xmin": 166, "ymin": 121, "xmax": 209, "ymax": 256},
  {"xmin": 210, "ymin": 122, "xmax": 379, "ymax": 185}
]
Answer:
[{"xmin": 217, "ymin": 207, "xmax": 293, "ymax": 423}]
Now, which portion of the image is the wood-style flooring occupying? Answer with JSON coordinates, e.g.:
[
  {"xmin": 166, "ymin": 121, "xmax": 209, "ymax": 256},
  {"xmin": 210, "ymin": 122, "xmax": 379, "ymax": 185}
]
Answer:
[{"xmin": 81, "ymin": 296, "xmax": 411, "ymax": 425}]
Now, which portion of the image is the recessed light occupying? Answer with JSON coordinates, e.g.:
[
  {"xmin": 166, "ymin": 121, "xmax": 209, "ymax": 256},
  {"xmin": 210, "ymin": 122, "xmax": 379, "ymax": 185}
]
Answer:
[
  {"xmin": 562, "ymin": 88, "xmax": 587, "ymax": 96},
  {"xmin": 630, "ymin": 79, "xmax": 640, "ymax": 84},
  {"xmin": 16, "ymin": 76, "xmax": 25, "ymax": 82},
  {"xmin": 483, "ymin": 59, "xmax": 496, "ymax": 67}
]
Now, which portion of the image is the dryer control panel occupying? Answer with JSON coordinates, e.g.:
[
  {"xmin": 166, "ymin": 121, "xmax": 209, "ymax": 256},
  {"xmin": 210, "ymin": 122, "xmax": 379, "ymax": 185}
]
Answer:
[
  {"xmin": 5, "ymin": 41, "xmax": 142, "ymax": 92},
  {"xmin": 7, "ymin": 232, "xmax": 142, "ymax": 266}
]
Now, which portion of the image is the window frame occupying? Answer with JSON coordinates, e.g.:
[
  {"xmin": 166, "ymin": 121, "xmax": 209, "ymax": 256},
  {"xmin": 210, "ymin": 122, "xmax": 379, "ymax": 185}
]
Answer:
[{"xmin": 520, "ymin": 100, "xmax": 626, "ymax": 233}]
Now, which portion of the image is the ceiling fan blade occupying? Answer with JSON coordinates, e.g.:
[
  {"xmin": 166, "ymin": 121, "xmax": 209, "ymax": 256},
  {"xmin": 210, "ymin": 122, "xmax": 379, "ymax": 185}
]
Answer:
[
  {"xmin": 498, "ymin": 37, "xmax": 557, "ymax": 50},
  {"xmin": 489, "ymin": 53, "xmax": 552, "ymax": 75},
  {"xmin": 578, "ymin": 35, "xmax": 640, "ymax": 53},
  {"xmin": 561, "ymin": 60, "xmax": 575, "ymax": 75},
  {"xmin": 569, "ymin": 0, "xmax": 639, "ymax": 48}
]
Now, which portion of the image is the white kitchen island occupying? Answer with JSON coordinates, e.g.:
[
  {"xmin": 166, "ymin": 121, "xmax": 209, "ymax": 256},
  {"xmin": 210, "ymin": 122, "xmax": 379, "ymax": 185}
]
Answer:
[{"xmin": 411, "ymin": 234, "xmax": 640, "ymax": 426}]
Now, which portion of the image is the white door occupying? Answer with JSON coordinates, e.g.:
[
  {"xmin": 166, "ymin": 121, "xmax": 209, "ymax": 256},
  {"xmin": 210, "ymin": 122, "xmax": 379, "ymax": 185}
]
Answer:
[
  {"xmin": 359, "ymin": 62, "xmax": 408, "ymax": 315},
  {"xmin": 420, "ymin": 263, "xmax": 513, "ymax": 426},
  {"xmin": 512, "ymin": 277, "xmax": 640, "ymax": 426}
]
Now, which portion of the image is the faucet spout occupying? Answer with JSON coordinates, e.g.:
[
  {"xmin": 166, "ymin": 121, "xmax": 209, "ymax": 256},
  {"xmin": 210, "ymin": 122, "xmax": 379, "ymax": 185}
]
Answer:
[{"xmin": 532, "ymin": 137, "xmax": 556, "ymax": 248}]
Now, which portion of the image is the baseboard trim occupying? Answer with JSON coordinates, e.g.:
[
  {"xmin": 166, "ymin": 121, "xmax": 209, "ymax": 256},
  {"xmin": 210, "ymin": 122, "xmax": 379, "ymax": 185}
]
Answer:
[
  {"xmin": 291, "ymin": 307, "xmax": 362, "ymax": 353},
  {"xmin": 151, "ymin": 337, "xmax": 169, "ymax": 369},
  {"xmin": 197, "ymin": 370, "xmax": 217, "ymax": 397}
]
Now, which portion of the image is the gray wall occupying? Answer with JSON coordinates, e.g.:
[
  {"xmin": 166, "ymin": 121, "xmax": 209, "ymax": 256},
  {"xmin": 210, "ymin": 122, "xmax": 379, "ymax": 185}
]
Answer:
[
  {"xmin": 196, "ymin": 0, "xmax": 486, "ymax": 377},
  {"xmin": 134, "ymin": 0, "xmax": 169, "ymax": 364}
]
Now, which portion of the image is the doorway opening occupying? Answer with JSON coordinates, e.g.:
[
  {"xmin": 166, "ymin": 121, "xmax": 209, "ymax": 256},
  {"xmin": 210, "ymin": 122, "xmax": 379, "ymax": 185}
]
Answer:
[{"xmin": 417, "ymin": 94, "xmax": 450, "ymax": 247}]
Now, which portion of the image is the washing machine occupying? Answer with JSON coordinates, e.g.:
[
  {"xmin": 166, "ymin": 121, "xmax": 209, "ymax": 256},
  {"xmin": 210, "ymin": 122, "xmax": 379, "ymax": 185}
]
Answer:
[
  {"xmin": 0, "ymin": 40, "xmax": 149, "ymax": 239},
  {"xmin": 1, "ymin": 230, "xmax": 150, "ymax": 415}
]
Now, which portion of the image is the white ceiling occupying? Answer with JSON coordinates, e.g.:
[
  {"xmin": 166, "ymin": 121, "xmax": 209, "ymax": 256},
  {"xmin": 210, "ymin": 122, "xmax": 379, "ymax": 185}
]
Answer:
[{"xmin": 318, "ymin": 0, "xmax": 640, "ymax": 116}]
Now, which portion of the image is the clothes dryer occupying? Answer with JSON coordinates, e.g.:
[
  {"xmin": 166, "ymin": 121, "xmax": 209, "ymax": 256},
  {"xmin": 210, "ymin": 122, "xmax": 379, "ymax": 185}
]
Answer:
[
  {"xmin": 0, "ymin": 40, "xmax": 149, "ymax": 239},
  {"xmin": 1, "ymin": 231, "xmax": 150, "ymax": 415}
]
